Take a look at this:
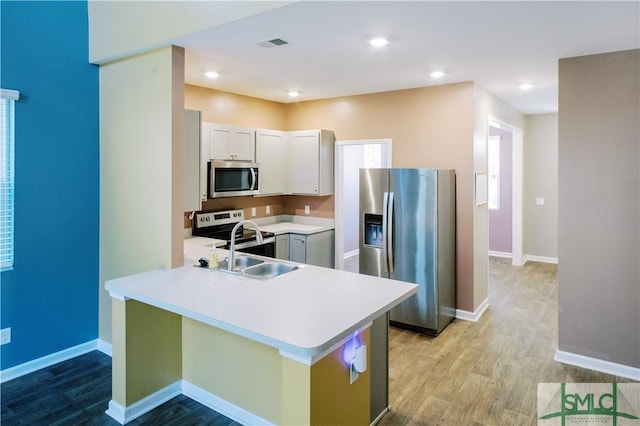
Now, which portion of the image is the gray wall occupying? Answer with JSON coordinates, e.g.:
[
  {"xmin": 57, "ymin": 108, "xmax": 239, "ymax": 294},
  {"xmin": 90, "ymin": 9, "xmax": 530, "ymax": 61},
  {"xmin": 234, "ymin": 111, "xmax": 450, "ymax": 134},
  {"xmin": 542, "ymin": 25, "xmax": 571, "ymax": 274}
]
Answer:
[
  {"xmin": 558, "ymin": 49, "xmax": 640, "ymax": 368},
  {"xmin": 524, "ymin": 114, "xmax": 558, "ymax": 259}
]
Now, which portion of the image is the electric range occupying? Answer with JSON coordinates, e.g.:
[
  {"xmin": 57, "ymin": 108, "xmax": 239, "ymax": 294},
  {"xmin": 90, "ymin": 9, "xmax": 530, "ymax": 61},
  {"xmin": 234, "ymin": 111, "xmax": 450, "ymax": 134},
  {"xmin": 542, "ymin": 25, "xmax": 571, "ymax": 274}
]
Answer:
[{"xmin": 192, "ymin": 209, "xmax": 275, "ymax": 256}]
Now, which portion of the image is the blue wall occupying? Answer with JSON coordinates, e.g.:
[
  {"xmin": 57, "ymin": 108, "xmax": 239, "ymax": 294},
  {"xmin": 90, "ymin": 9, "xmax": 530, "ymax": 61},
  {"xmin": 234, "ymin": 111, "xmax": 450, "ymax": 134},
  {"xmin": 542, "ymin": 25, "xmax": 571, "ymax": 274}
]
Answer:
[{"xmin": 1, "ymin": 1, "xmax": 99, "ymax": 369}]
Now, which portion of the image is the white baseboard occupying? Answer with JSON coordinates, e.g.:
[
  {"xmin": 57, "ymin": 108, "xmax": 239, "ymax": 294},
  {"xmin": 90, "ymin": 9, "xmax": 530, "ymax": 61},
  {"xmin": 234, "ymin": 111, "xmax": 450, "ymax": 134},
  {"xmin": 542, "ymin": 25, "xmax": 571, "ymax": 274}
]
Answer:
[
  {"xmin": 0, "ymin": 339, "xmax": 99, "ymax": 383},
  {"xmin": 554, "ymin": 349, "xmax": 640, "ymax": 381},
  {"xmin": 489, "ymin": 250, "xmax": 512, "ymax": 258},
  {"xmin": 182, "ymin": 380, "xmax": 274, "ymax": 425},
  {"xmin": 344, "ymin": 249, "xmax": 359, "ymax": 259},
  {"xmin": 489, "ymin": 251, "xmax": 558, "ymax": 265},
  {"xmin": 106, "ymin": 381, "xmax": 182, "ymax": 424},
  {"xmin": 97, "ymin": 339, "xmax": 113, "ymax": 357},
  {"xmin": 523, "ymin": 254, "xmax": 558, "ymax": 264},
  {"xmin": 455, "ymin": 298, "xmax": 489, "ymax": 322}
]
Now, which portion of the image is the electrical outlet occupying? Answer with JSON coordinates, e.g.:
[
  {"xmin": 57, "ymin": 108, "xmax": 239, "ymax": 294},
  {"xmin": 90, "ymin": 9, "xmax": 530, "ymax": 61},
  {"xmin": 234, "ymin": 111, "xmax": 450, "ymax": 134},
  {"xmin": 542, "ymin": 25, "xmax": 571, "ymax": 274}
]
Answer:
[
  {"xmin": 1, "ymin": 328, "xmax": 11, "ymax": 345},
  {"xmin": 266, "ymin": 205, "xmax": 271, "ymax": 215},
  {"xmin": 251, "ymin": 207, "xmax": 256, "ymax": 217},
  {"xmin": 349, "ymin": 361, "xmax": 359, "ymax": 384},
  {"xmin": 304, "ymin": 205, "xmax": 310, "ymax": 215},
  {"xmin": 536, "ymin": 198, "xmax": 545, "ymax": 205}
]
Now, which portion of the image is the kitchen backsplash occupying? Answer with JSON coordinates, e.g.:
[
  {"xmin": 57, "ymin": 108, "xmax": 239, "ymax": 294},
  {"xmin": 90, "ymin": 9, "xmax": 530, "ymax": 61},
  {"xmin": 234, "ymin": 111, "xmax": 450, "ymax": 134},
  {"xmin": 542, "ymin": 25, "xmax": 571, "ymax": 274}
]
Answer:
[{"xmin": 184, "ymin": 195, "xmax": 334, "ymax": 229}]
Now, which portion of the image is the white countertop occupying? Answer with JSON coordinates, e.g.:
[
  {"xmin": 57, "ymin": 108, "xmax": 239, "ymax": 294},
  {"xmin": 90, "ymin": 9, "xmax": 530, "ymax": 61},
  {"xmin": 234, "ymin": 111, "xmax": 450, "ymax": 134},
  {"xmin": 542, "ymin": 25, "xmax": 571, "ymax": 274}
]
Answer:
[
  {"xmin": 257, "ymin": 222, "xmax": 333, "ymax": 235},
  {"xmin": 183, "ymin": 237, "xmax": 226, "ymax": 262},
  {"xmin": 250, "ymin": 214, "xmax": 334, "ymax": 235},
  {"xmin": 106, "ymin": 249, "xmax": 417, "ymax": 365}
]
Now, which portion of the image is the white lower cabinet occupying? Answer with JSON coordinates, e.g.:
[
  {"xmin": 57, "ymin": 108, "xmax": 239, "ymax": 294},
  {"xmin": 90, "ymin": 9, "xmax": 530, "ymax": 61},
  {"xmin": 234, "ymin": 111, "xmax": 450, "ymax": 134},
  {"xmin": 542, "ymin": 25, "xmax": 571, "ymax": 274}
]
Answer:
[{"xmin": 288, "ymin": 230, "xmax": 335, "ymax": 268}]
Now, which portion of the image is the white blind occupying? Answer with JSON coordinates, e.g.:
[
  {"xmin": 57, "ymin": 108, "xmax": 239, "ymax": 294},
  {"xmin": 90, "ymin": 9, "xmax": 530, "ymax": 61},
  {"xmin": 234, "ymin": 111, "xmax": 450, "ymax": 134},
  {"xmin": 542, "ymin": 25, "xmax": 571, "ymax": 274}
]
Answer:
[{"xmin": 1, "ymin": 89, "xmax": 18, "ymax": 270}]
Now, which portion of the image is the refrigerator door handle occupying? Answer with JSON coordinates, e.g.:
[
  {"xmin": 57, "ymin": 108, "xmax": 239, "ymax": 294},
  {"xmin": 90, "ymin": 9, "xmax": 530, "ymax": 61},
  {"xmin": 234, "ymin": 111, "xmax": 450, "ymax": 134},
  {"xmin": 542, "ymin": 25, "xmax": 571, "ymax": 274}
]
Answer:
[
  {"xmin": 382, "ymin": 191, "xmax": 389, "ymax": 273},
  {"xmin": 387, "ymin": 191, "xmax": 394, "ymax": 274}
]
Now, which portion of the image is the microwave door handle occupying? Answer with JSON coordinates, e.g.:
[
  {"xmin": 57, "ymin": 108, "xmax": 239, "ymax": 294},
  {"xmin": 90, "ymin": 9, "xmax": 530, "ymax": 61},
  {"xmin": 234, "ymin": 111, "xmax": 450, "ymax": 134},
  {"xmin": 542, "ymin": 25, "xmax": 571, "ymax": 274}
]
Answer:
[
  {"xmin": 249, "ymin": 168, "xmax": 257, "ymax": 191},
  {"xmin": 387, "ymin": 191, "xmax": 394, "ymax": 274}
]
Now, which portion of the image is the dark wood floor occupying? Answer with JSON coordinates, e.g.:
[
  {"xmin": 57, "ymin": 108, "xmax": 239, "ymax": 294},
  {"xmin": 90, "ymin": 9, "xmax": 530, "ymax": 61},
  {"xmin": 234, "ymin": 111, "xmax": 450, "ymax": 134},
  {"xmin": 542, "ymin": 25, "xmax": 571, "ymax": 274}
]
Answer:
[{"xmin": 0, "ymin": 350, "xmax": 240, "ymax": 425}]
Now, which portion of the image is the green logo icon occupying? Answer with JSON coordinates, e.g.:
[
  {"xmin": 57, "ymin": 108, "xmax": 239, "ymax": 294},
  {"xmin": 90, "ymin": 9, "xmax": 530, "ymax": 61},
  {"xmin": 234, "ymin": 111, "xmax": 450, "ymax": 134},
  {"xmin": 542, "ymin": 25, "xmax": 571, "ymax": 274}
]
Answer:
[{"xmin": 539, "ymin": 383, "xmax": 639, "ymax": 425}]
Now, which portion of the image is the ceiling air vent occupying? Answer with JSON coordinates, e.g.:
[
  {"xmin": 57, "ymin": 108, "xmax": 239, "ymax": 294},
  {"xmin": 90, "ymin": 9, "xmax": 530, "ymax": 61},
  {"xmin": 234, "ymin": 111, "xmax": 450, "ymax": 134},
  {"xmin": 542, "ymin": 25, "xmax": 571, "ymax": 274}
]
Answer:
[{"xmin": 256, "ymin": 38, "xmax": 289, "ymax": 49}]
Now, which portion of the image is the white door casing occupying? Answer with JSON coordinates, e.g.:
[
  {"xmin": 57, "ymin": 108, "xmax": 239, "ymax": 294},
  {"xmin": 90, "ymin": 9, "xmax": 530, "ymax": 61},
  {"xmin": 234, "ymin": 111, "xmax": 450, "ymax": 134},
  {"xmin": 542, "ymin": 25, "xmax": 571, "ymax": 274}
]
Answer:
[{"xmin": 334, "ymin": 139, "xmax": 392, "ymax": 270}]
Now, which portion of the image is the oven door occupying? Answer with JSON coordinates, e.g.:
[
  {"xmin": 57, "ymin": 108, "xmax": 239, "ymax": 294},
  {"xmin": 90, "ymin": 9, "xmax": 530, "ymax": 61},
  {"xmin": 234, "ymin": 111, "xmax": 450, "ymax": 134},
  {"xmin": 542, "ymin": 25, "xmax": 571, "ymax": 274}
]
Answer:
[
  {"xmin": 236, "ymin": 241, "xmax": 275, "ymax": 258},
  {"xmin": 209, "ymin": 160, "xmax": 259, "ymax": 198}
]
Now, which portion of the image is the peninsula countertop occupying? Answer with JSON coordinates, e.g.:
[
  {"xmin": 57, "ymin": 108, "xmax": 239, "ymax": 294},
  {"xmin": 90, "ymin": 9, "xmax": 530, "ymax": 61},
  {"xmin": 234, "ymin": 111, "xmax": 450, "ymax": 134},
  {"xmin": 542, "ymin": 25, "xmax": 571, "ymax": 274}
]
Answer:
[{"xmin": 105, "ymin": 250, "xmax": 417, "ymax": 364}]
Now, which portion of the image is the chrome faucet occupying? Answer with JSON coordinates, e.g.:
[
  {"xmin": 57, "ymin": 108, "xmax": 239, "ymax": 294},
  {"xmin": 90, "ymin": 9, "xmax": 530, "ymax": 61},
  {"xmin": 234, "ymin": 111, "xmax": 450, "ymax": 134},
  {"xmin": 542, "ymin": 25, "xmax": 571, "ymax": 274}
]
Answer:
[{"xmin": 227, "ymin": 220, "xmax": 263, "ymax": 272}]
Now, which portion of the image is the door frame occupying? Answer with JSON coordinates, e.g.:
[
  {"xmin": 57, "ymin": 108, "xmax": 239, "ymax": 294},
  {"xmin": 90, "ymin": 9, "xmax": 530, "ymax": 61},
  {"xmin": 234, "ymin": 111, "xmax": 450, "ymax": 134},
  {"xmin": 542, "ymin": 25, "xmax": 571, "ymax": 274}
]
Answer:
[
  {"xmin": 488, "ymin": 117, "xmax": 524, "ymax": 266},
  {"xmin": 334, "ymin": 139, "xmax": 393, "ymax": 270}
]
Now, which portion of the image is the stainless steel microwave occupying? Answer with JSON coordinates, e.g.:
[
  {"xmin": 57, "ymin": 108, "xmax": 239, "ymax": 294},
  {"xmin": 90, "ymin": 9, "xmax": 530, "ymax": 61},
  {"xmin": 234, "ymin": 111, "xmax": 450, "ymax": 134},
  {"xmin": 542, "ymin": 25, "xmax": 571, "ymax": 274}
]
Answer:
[{"xmin": 208, "ymin": 160, "xmax": 259, "ymax": 198}]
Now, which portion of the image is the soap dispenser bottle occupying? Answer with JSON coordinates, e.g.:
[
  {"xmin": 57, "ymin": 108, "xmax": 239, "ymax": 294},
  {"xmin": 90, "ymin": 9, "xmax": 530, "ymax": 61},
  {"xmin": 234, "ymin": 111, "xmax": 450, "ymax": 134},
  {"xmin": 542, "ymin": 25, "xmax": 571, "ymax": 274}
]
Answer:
[{"xmin": 208, "ymin": 245, "xmax": 219, "ymax": 269}]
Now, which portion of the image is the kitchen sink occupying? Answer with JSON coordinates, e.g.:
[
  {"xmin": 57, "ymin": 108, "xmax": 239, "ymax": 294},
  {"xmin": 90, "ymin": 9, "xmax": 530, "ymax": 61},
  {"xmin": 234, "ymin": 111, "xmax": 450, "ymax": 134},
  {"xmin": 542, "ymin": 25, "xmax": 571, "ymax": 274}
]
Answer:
[
  {"xmin": 218, "ymin": 256, "xmax": 264, "ymax": 272},
  {"xmin": 242, "ymin": 262, "xmax": 299, "ymax": 280}
]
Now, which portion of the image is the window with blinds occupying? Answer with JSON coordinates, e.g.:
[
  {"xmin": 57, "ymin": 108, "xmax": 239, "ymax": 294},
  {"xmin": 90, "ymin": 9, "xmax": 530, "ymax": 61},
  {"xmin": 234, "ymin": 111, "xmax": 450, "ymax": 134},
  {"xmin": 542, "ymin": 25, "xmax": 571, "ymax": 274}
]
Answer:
[{"xmin": 1, "ymin": 89, "xmax": 19, "ymax": 271}]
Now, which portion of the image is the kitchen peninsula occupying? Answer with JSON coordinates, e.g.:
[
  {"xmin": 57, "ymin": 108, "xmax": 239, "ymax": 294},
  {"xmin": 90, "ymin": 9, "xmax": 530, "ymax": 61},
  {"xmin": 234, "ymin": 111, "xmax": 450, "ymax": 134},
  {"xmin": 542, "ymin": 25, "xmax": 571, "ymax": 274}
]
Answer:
[{"xmin": 105, "ymin": 249, "xmax": 417, "ymax": 425}]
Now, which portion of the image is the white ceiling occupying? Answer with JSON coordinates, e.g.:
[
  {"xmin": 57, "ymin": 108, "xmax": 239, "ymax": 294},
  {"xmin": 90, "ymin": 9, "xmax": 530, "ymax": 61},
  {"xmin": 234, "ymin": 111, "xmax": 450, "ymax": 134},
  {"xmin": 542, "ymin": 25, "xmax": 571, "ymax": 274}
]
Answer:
[{"xmin": 175, "ymin": 1, "xmax": 639, "ymax": 115}]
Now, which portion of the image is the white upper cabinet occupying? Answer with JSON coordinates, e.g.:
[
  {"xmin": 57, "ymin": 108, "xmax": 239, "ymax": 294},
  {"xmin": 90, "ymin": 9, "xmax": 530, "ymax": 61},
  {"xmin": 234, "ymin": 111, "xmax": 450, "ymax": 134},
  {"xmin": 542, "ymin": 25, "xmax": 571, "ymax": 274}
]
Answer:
[
  {"xmin": 256, "ymin": 129, "xmax": 288, "ymax": 195},
  {"xmin": 205, "ymin": 122, "xmax": 255, "ymax": 161},
  {"xmin": 288, "ymin": 130, "xmax": 334, "ymax": 196}
]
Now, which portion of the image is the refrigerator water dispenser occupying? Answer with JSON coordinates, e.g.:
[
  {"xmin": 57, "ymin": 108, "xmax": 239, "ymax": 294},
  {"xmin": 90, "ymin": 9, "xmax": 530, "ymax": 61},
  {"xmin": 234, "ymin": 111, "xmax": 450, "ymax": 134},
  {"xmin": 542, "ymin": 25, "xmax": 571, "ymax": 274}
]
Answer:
[{"xmin": 364, "ymin": 214, "xmax": 384, "ymax": 248}]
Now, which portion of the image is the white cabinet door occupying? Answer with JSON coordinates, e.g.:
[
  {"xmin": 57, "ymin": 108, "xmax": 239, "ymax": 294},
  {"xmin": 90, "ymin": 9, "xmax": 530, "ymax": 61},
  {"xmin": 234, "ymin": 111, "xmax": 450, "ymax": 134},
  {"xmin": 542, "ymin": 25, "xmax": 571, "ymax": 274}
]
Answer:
[
  {"xmin": 288, "ymin": 130, "xmax": 334, "ymax": 196},
  {"xmin": 289, "ymin": 234, "xmax": 306, "ymax": 263},
  {"xmin": 305, "ymin": 230, "xmax": 335, "ymax": 268},
  {"xmin": 256, "ymin": 129, "xmax": 287, "ymax": 195},
  {"xmin": 275, "ymin": 234, "xmax": 290, "ymax": 260},
  {"xmin": 231, "ymin": 128, "xmax": 255, "ymax": 161},
  {"xmin": 207, "ymin": 123, "xmax": 255, "ymax": 161},
  {"xmin": 289, "ymin": 131, "xmax": 320, "ymax": 194}
]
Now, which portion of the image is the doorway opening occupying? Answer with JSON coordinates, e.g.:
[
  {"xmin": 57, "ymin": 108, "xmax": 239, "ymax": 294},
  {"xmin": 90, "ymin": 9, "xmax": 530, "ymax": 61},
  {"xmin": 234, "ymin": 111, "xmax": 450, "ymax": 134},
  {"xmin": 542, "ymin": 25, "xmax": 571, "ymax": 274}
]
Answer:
[
  {"xmin": 334, "ymin": 139, "xmax": 392, "ymax": 271},
  {"xmin": 488, "ymin": 117, "xmax": 523, "ymax": 266}
]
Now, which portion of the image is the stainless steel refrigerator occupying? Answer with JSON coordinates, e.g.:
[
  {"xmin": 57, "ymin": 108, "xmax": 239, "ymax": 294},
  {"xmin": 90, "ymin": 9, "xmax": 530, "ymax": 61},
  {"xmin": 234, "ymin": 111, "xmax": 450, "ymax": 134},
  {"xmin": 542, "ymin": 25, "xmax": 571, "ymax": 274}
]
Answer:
[{"xmin": 359, "ymin": 168, "xmax": 456, "ymax": 423}]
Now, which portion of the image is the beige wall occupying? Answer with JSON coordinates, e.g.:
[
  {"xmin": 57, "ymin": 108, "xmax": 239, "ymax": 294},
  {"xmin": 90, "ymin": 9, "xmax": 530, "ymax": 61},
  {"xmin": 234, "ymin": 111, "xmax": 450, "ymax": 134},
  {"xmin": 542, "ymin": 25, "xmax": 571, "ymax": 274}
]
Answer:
[
  {"xmin": 558, "ymin": 49, "xmax": 640, "ymax": 368},
  {"xmin": 185, "ymin": 84, "xmax": 286, "ymax": 129},
  {"xmin": 524, "ymin": 114, "xmax": 558, "ymax": 259},
  {"xmin": 285, "ymin": 84, "xmax": 478, "ymax": 312},
  {"xmin": 99, "ymin": 46, "xmax": 185, "ymax": 343}
]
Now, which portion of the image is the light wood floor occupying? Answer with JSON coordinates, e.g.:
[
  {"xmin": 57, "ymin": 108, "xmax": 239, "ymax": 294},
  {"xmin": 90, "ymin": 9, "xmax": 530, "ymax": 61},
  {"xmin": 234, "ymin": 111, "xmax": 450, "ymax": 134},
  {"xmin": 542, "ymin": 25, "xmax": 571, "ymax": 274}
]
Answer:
[{"xmin": 378, "ymin": 256, "xmax": 637, "ymax": 426}]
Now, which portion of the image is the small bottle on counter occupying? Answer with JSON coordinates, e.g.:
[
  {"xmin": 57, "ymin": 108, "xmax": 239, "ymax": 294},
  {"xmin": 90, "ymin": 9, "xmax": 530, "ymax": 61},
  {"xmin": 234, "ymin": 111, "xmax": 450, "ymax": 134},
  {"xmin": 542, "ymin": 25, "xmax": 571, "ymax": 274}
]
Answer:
[{"xmin": 208, "ymin": 245, "xmax": 219, "ymax": 269}]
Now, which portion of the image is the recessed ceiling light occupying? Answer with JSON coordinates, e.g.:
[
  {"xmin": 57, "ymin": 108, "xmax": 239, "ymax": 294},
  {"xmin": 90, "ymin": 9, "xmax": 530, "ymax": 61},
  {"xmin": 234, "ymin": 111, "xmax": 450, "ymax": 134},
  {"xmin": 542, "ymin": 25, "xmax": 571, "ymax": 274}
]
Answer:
[
  {"xmin": 204, "ymin": 71, "xmax": 219, "ymax": 79},
  {"xmin": 369, "ymin": 37, "xmax": 389, "ymax": 47},
  {"xmin": 519, "ymin": 83, "xmax": 533, "ymax": 91},
  {"xmin": 288, "ymin": 91, "xmax": 300, "ymax": 98},
  {"xmin": 430, "ymin": 71, "xmax": 446, "ymax": 78}
]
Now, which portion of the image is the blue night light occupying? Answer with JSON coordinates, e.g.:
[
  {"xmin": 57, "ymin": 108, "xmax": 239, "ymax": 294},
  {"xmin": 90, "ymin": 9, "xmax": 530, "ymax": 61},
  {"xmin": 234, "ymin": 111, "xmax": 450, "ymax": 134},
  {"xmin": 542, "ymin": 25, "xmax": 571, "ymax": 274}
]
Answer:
[{"xmin": 341, "ymin": 332, "xmax": 363, "ymax": 367}]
